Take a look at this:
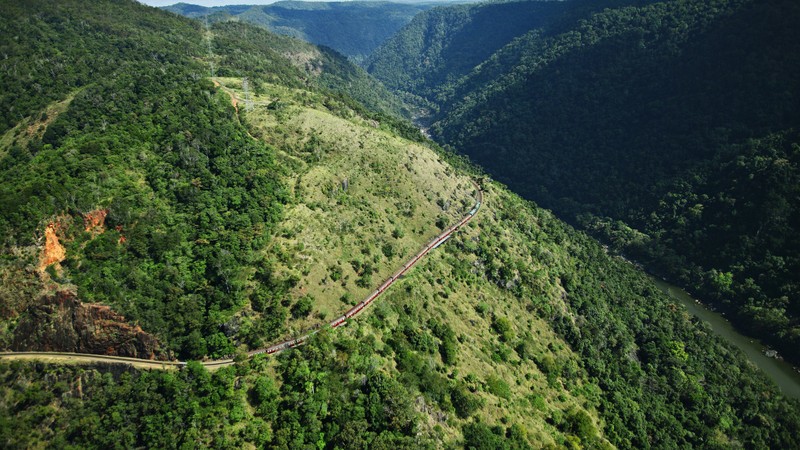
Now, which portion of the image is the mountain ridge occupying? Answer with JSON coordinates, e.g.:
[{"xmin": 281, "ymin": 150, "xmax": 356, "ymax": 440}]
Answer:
[
  {"xmin": 1, "ymin": 0, "xmax": 799, "ymax": 448},
  {"xmin": 164, "ymin": 1, "xmax": 438, "ymax": 63},
  {"xmin": 367, "ymin": 0, "xmax": 800, "ymax": 366}
]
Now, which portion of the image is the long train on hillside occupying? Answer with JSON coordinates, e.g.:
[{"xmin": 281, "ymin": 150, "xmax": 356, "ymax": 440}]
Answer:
[{"xmin": 250, "ymin": 186, "xmax": 482, "ymax": 357}]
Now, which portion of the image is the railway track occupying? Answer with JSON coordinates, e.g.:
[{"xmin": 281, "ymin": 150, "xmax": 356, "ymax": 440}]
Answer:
[{"xmin": 0, "ymin": 181, "xmax": 483, "ymax": 370}]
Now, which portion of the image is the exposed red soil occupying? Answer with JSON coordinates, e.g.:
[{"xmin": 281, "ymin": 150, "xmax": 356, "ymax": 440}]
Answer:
[
  {"xmin": 83, "ymin": 208, "xmax": 108, "ymax": 234},
  {"xmin": 39, "ymin": 209, "xmax": 126, "ymax": 274},
  {"xmin": 39, "ymin": 218, "xmax": 69, "ymax": 273},
  {"xmin": 115, "ymin": 225, "xmax": 126, "ymax": 244},
  {"xmin": 213, "ymin": 79, "xmax": 239, "ymax": 112}
]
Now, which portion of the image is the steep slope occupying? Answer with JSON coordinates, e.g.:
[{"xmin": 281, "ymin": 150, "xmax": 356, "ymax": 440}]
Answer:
[
  {"xmin": 0, "ymin": 0, "xmax": 402, "ymax": 360},
  {"xmin": 1, "ymin": 0, "xmax": 800, "ymax": 449},
  {"xmin": 4, "ymin": 119, "xmax": 800, "ymax": 446},
  {"xmin": 369, "ymin": 0, "xmax": 800, "ymax": 363},
  {"xmin": 206, "ymin": 20, "xmax": 410, "ymax": 117},
  {"xmin": 4, "ymin": 69, "xmax": 800, "ymax": 449},
  {"xmin": 365, "ymin": 0, "xmax": 572, "ymax": 112},
  {"xmin": 165, "ymin": 1, "xmax": 435, "ymax": 63}
]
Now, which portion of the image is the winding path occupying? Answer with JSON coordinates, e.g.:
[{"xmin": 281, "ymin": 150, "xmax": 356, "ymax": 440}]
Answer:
[{"xmin": 0, "ymin": 182, "xmax": 483, "ymax": 370}]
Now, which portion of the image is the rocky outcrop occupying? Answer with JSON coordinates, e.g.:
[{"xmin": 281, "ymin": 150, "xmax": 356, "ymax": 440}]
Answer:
[{"xmin": 11, "ymin": 291, "xmax": 169, "ymax": 361}]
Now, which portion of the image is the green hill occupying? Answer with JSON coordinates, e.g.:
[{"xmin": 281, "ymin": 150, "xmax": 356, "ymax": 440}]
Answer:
[
  {"xmin": 0, "ymin": 0, "xmax": 405, "ymax": 361},
  {"xmin": 1, "ymin": 0, "xmax": 799, "ymax": 448},
  {"xmin": 367, "ymin": 0, "xmax": 800, "ymax": 365},
  {"xmin": 165, "ymin": 1, "xmax": 436, "ymax": 63},
  {"xmin": 365, "ymin": 0, "xmax": 577, "ymax": 112}
]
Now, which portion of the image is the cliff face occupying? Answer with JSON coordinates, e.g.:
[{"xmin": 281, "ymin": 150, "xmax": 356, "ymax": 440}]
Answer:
[{"xmin": 11, "ymin": 291, "xmax": 168, "ymax": 361}]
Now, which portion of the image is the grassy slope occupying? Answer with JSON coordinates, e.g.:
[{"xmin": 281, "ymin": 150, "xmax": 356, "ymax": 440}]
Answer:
[
  {"xmin": 0, "ymin": 77, "xmax": 611, "ymax": 448},
  {"xmin": 0, "ymin": 94, "xmax": 76, "ymax": 160},
  {"xmin": 229, "ymin": 79, "xmax": 472, "ymax": 321},
  {"xmin": 179, "ymin": 12, "xmax": 411, "ymax": 118},
  {"xmin": 0, "ymin": 0, "xmax": 405, "ymax": 359},
  {"xmin": 219, "ymin": 77, "xmax": 800, "ymax": 448},
  {"xmin": 217, "ymin": 78, "xmax": 606, "ymax": 445},
  {"xmin": 360, "ymin": 183, "xmax": 603, "ymax": 445}
]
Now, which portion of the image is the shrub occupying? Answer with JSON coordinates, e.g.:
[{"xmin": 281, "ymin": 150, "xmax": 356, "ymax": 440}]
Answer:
[
  {"xmin": 486, "ymin": 375, "xmax": 511, "ymax": 399},
  {"xmin": 291, "ymin": 295, "xmax": 314, "ymax": 318}
]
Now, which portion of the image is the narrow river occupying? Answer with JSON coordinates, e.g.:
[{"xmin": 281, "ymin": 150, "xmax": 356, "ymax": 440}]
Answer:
[{"xmin": 651, "ymin": 277, "xmax": 800, "ymax": 400}]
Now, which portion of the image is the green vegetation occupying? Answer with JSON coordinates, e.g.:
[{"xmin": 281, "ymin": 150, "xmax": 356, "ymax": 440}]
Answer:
[
  {"xmin": 0, "ymin": 0, "xmax": 400, "ymax": 359},
  {"xmin": 368, "ymin": 0, "xmax": 800, "ymax": 365},
  {"xmin": 166, "ymin": 1, "xmax": 435, "ymax": 64},
  {"xmin": 221, "ymin": 77, "xmax": 473, "ymax": 329},
  {"xmin": 4, "ymin": 177, "xmax": 800, "ymax": 447},
  {"xmin": 365, "ymin": 0, "xmax": 572, "ymax": 112},
  {"xmin": 0, "ymin": 336, "xmax": 428, "ymax": 449},
  {"xmin": 207, "ymin": 21, "xmax": 409, "ymax": 117},
  {"xmin": 1, "ymin": 0, "xmax": 800, "ymax": 448}
]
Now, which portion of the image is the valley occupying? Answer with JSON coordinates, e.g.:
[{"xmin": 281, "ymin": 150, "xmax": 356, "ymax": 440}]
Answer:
[
  {"xmin": 165, "ymin": 1, "xmax": 435, "ymax": 64},
  {"xmin": 367, "ymin": 0, "xmax": 800, "ymax": 369},
  {"xmin": 1, "ymin": 0, "xmax": 799, "ymax": 448},
  {"xmin": 652, "ymin": 277, "xmax": 800, "ymax": 400}
]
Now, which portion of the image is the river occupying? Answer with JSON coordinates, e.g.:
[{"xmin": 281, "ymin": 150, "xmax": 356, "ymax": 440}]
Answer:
[{"xmin": 650, "ymin": 277, "xmax": 800, "ymax": 400}]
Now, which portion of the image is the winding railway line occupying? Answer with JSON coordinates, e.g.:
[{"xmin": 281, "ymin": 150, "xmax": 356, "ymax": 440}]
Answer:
[{"xmin": 0, "ymin": 181, "xmax": 483, "ymax": 370}]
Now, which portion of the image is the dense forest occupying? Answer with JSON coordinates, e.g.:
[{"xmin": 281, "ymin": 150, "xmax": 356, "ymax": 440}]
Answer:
[
  {"xmin": 165, "ymin": 1, "xmax": 434, "ymax": 63},
  {"xmin": 365, "ymin": 0, "xmax": 574, "ymax": 112},
  {"xmin": 0, "ymin": 0, "xmax": 404, "ymax": 360},
  {"xmin": 1, "ymin": 0, "xmax": 800, "ymax": 448},
  {"xmin": 368, "ymin": 0, "xmax": 800, "ymax": 364}
]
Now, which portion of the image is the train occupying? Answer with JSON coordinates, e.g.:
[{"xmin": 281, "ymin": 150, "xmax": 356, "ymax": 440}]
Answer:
[
  {"xmin": 247, "ymin": 186, "xmax": 483, "ymax": 358},
  {"xmin": 469, "ymin": 201, "xmax": 481, "ymax": 216}
]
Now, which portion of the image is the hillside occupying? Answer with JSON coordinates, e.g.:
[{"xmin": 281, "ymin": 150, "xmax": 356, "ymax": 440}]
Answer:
[
  {"xmin": 367, "ymin": 0, "xmax": 800, "ymax": 364},
  {"xmin": 365, "ymin": 0, "xmax": 573, "ymax": 113},
  {"xmin": 1, "ymin": 0, "xmax": 800, "ymax": 448},
  {"xmin": 165, "ymin": 1, "xmax": 435, "ymax": 63},
  {"xmin": 0, "ymin": 0, "xmax": 406, "ymax": 361}
]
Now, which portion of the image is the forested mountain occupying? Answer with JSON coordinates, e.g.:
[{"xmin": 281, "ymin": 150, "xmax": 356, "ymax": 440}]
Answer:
[
  {"xmin": 165, "ymin": 1, "xmax": 436, "ymax": 63},
  {"xmin": 0, "ymin": 0, "xmax": 405, "ymax": 361},
  {"xmin": 2, "ymin": 0, "xmax": 800, "ymax": 448},
  {"xmin": 368, "ymin": 0, "xmax": 800, "ymax": 364},
  {"xmin": 364, "ymin": 0, "xmax": 663, "ymax": 111},
  {"xmin": 365, "ymin": 0, "xmax": 571, "ymax": 110}
]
